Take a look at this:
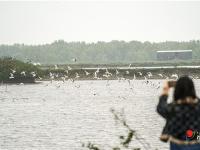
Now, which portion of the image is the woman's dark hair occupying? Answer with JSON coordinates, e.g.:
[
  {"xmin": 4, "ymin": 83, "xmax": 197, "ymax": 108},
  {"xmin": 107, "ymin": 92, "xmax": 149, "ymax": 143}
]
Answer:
[{"xmin": 174, "ymin": 75, "xmax": 197, "ymax": 101}]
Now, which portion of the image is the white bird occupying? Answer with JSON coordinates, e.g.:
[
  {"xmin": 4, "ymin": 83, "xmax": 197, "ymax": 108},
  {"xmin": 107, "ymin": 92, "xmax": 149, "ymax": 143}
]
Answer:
[
  {"xmin": 20, "ymin": 71, "xmax": 26, "ymax": 76},
  {"xmin": 30, "ymin": 72, "xmax": 36, "ymax": 77},
  {"xmin": 64, "ymin": 70, "xmax": 69, "ymax": 74},
  {"xmin": 72, "ymin": 58, "xmax": 77, "ymax": 62},
  {"xmin": 9, "ymin": 73, "xmax": 14, "ymax": 79},
  {"xmin": 96, "ymin": 68, "xmax": 100, "ymax": 73},
  {"xmin": 158, "ymin": 74, "xmax": 163, "ymax": 78},
  {"xmin": 54, "ymin": 65, "xmax": 58, "ymax": 70},
  {"xmin": 147, "ymin": 72, "xmax": 152, "ymax": 78},
  {"xmin": 171, "ymin": 74, "xmax": 178, "ymax": 79},
  {"xmin": 105, "ymin": 68, "xmax": 112, "ymax": 76},
  {"xmin": 126, "ymin": 71, "xmax": 130, "ymax": 74},
  {"xmin": 138, "ymin": 72, "xmax": 142, "ymax": 76},
  {"xmin": 94, "ymin": 69, "xmax": 100, "ymax": 79},
  {"xmin": 84, "ymin": 70, "xmax": 90, "ymax": 76},
  {"xmin": 67, "ymin": 66, "xmax": 72, "ymax": 70},
  {"xmin": 94, "ymin": 72, "xmax": 98, "ymax": 79},
  {"xmin": 116, "ymin": 69, "xmax": 120, "ymax": 75},
  {"xmin": 10, "ymin": 69, "xmax": 16, "ymax": 74},
  {"xmin": 75, "ymin": 72, "xmax": 80, "ymax": 79},
  {"xmin": 103, "ymin": 74, "xmax": 110, "ymax": 78},
  {"xmin": 129, "ymin": 64, "xmax": 132, "ymax": 68},
  {"xmin": 49, "ymin": 72, "xmax": 54, "ymax": 79},
  {"xmin": 133, "ymin": 74, "xmax": 136, "ymax": 80},
  {"xmin": 33, "ymin": 62, "xmax": 41, "ymax": 66}
]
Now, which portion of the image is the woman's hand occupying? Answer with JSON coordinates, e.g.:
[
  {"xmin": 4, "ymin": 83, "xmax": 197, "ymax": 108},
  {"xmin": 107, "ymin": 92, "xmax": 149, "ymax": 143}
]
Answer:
[{"xmin": 162, "ymin": 81, "xmax": 170, "ymax": 96}]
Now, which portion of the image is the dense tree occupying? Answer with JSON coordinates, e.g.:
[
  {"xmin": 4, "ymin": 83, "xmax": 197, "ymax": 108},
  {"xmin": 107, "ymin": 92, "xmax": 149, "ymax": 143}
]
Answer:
[{"xmin": 0, "ymin": 40, "xmax": 200, "ymax": 64}]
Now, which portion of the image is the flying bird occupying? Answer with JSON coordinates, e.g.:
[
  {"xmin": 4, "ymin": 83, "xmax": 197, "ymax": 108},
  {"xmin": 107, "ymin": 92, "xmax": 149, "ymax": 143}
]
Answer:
[
  {"xmin": 84, "ymin": 70, "xmax": 90, "ymax": 76},
  {"xmin": 20, "ymin": 71, "xmax": 26, "ymax": 76},
  {"xmin": 72, "ymin": 58, "xmax": 77, "ymax": 62},
  {"xmin": 171, "ymin": 74, "xmax": 178, "ymax": 79},
  {"xmin": 126, "ymin": 71, "xmax": 130, "ymax": 75},
  {"xmin": 9, "ymin": 73, "xmax": 14, "ymax": 79}
]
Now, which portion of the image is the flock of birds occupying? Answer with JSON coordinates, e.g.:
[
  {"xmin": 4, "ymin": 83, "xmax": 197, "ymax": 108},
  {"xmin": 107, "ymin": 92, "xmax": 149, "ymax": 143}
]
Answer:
[
  {"xmin": 8, "ymin": 62, "xmax": 200, "ymax": 84},
  {"xmin": 5, "ymin": 57, "xmax": 199, "ymax": 92},
  {"xmin": 47, "ymin": 65, "xmax": 183, "ymax": 83},
  {"xmin": 9, "ymin": 69, "xmax": 37, "ymax": 79}
]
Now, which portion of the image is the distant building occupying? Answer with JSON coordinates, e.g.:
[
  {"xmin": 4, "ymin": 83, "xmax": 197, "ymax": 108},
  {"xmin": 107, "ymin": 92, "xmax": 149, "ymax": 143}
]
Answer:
[{"xmin": 156, "ymin": 50, "xmax": 192, "ymax": 61}]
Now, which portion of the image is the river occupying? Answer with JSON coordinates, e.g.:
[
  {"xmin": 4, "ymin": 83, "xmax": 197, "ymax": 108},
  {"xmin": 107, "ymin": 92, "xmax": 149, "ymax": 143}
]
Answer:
[{"xmin": 1, "ymin": 80, "xmax": 199, "ymax": 150}]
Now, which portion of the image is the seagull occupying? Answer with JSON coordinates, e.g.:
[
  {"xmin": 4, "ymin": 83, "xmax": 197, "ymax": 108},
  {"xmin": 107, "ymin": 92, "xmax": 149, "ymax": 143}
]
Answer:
[
  {"xmin": 75, "ymin": 72, "xmax": 80, "ymax": 79},
  {"xmin": 49, "ymin": 72, "xmax": 54, "ymax": 79},
  {"xmin": 84, "ymin": 70, "xmax": 90, "ymax": 76},
  {"xmin": 129, "ymin": 64, "xmax": 132, "ymax": 68},
  {"xmin": 147, "ymin": 72, "xmax": 152, "ymax": 78},
  {"xmin": 137, "ymin": 72, "xmax": 142, "ymax": 76},
  {"xmin": 133, "ymin": 74, "xmax": 136, "ymax": 80},
  {"xmin": 30, "ymin": 72, "xmax": 36, "ymax": 77},
  {"xmin": 94, "ymin": 68, "xmax": 100, "ymax": 79},
  {"xmin": 64, "ymin": 70, "xmax": 69, "ymax": 74},
  {"xmin": 94, "ymin": 72, "xmax": 98, "ymax": 79},
  {"xmin": 54, "ymin": 65, "xmax": 58, "ymax": 70},
  {"xmin": 126, "ymin": 71, "xmax": 130, "ymax": 74},
  {"xmin": 20, "ymin": 71, "xmax": 26, "ymax": 76},
  {"xmin": 96, "ymin": 68, "xmax": 100, "ymax": 73},
  {"xmin": 9, "ymin": 73, "xmax": 14, "ymax": 79},
  {"xmin": 72, "ymin": 58, "xmax": 77, "ymax": 62},
  {"xmin": 10, "ymin": 69, "xmax": 16, "ymax": 74},
  {"xmin": 158, "ymin": 73, "xmax": 163, "ymax": 78},
  {"xmin": 105, "ymin": 68, "xmax": 112, "ymax": 76},
  {"xmin": 67, "ymin": 66, "xmax": 72, "ymax": 70},
  {"xmin": 116, "ymin": 69, "xmax": 120, "ymax": 75},
  {"xmin": 171, "ymin": 74, "xmax": 178, "ymax": 79},
  {"xmin": 103, "ymin": 74, "xmax": 110, "ymax": 78}
]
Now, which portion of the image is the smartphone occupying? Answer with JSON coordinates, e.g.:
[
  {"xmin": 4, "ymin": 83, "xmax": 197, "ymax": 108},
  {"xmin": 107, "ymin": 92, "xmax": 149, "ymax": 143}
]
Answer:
[{"xmin": 168, "ymin": 81, "xmax": 176, "ymax": 88}]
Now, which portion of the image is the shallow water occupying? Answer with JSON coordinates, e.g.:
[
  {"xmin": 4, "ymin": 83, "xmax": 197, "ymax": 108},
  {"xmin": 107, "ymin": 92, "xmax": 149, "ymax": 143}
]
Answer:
[{"xmin": 0, "ymin": 80, "xmax": 199, "ymax": 150}]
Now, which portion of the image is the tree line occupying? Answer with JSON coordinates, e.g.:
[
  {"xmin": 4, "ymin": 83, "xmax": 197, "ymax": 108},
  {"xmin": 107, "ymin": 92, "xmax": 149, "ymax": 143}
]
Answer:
[{"xmin": 0, "ymin": 40, "xmax": 200, "ymax": 64}]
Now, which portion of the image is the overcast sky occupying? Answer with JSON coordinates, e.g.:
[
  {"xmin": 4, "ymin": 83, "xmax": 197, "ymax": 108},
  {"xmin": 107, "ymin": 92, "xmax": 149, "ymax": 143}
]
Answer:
[{"xmin": 0, "ymin": 1, "xmax": 200, "ymax": 44}]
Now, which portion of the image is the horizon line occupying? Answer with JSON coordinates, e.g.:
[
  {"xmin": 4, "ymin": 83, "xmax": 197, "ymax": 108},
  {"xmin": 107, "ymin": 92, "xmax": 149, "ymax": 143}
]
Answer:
[{"xmin": 0, "ymin": 39, "xmax": 200, "ymax": 46}]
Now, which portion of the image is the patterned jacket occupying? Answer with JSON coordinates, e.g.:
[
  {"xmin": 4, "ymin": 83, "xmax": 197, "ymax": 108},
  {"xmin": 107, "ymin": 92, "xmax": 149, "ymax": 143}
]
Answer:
[{"xmin": 157, "ymin": 95, "xmax": 200, "ymax": 145}]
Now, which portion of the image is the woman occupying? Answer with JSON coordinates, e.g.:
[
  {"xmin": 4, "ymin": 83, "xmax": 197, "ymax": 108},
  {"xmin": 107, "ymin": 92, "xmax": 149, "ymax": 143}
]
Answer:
[{"xmin": 157, "ymin": 75, "xmax": 200, "ymax": 150}]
